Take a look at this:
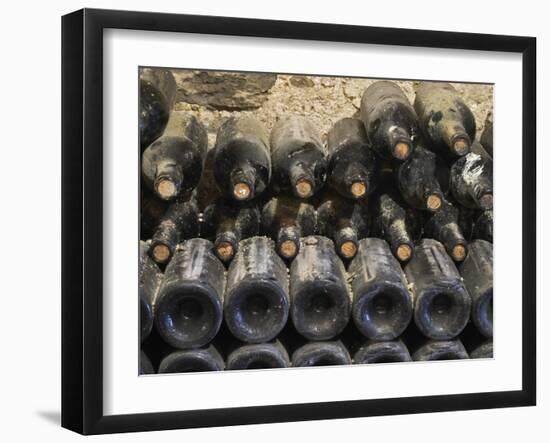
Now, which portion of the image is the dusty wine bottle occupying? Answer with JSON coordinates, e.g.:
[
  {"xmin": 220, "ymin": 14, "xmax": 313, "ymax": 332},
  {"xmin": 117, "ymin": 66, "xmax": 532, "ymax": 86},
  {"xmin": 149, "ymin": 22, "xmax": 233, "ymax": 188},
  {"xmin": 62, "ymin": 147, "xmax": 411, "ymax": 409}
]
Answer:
[
  {"xmin": 349, "ymin": 238, "xmax": 413, "ymax": 340},
  {"xmin": 372, "ymin": 191, "xmax": 418, "ymax": 263},
  {"xmin": 149, "ymin": 195, "xmax": 200, "ymax": 265},
  {"xmin": 459, "ymin": 240, "xmax": 493, "ymax": 337},
  {"xmin": 155, "ymin": 238, "xmax": 225, "ymax": 349},
  {"xmin": 139, "ymin": 241, "xmax": 163, "ymax": 342},
  {"xmin": 292, "ymin": 341, "xmax": 352, "ymax": 367},
  {"xmin": 270, "ymin": 116, "xmax": 327, "ymax": 198},
  {"xmin": 139, "ymin": 350, "xmax": 155, "ymax": 375},
  {"xmin": 412, "ymin": 339, "xmax": 469, "ymax": 361},
  {"xmin": 142, "ymin": 113, "xmax": 208, "ymax": 201},
  {"xmin": 450, "ymin": 152, "xmax": 493, "ymax": 210},
  {"xmin": 360, "ymin": 81, "xmax": 419, "ymax": 161},
  {"xmin": 224, "ymin": 237, "xmax": 290, "ymax": 343},
  {"xmin": 226, "ymin": 341, "xmax": 290, "ymax": 370},
  {"xmin": 213, "ymin": 116, "xmax": 271, "ymax": 201},
  {"xmin": 261, "ymin": 196, "xmax": 316, "ymax": 261},
  {"xmin": 203, "ymin": 200, "xmax": 261, "ymax": 263},
  {"xmin": 471, "ymin": 140, "xmax": 492, "ymax": 161},
  {"xmin": 423, "ymin": 200, "xmax": 469, "ymax": 262},
  {"xmin": 404, "ymin": 239, "xmax": 471, "ymax": 340},
  {"xmin": 290, "ymin": 236, "xmax": 351, "ymax": 340},
  {"xmin": 353, "ymin": 339, "xmax": 412, "ymax": 364},
  {"xmin": 414, "ymin": 82, "xmax": 476, "ymax": 157},
  {"xmin": 470, "ymin": 341, "xmax": 493, "ymax": 359},
  {"xmin": 140, "ymin": 187, "xmax": 169, "ymax": 240},
  {"xmin": 397, "ymin": 145, "xmax": 445, "ymax": 212},
  {"xmin": 473, "ymin": 210, "xmax": 493, "ymax": 243},
  {"xmin": 158, "ymin": 345, "xmax": 225, "ymax": 373},
  {"xmin": 327, "ymin": 118, "xmax": 379, "ymax": 199},
  {"xmin": 480, "ymin": 111, "xmax": 493, "ymax": 157},
  {"xmin": 139, "ymin": 68, "xmax": 177, "ymax": 150},
  {"xmin": 317, "ymin": 195, "xmax": 369, "ymax": 260}
]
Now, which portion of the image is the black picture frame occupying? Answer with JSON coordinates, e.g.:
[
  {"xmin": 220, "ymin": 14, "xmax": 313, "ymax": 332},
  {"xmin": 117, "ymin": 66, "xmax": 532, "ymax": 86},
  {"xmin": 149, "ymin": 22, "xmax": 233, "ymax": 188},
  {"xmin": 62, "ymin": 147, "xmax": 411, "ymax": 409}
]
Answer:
[{"xmin": 62, "ymin": 8, "xmax": 536, "ymax": 435}]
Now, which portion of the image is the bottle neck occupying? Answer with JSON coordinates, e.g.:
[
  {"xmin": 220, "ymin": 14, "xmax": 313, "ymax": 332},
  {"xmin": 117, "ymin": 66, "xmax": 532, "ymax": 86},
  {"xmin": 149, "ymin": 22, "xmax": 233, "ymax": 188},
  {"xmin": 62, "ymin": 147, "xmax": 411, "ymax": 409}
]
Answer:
[
  {"xmin": 387, "ymin": 218, "xmax": 413, "ymax": 262},
  {"xmin": 154, "ymin": 161, "xmax": 183, "ymax": 200},
  {"xmin": 440, "ymin": 119, "xmax": 471, "ymax": 156},
  {"xmin": 423, "ymin": 184, "xmax": 444, "ymax": 212},
  {"xmin": 289, "ymin": 161, "xmax": 315, "ymax": 198},
  {"xmin": 470, "ymin": 181, "xmax": 493, "ymax": 210},
  {"xmin": 334, "ymin": 226, "xmax": 358, "ymax": 259},
  {"xmin": 230, "ymin": 162, "xmax": 257, "ymax": 201},
  {"xmin": 439, "ymin": 223, "xmax": 468, "ymax": 262},
  {"xmin": 387, "ymin": 125, "xmax": 412, "ymax": 161},
  {"xmin": 277, "ymin": 226, "xmax": 301, "ymax": 259},
  {"xmin": 214, "ymin": 229, "xmax": 239, "ymax": 263},
  {"xmin": 344, "ymin": 161, "xmax": 369, "ymax": 198}
]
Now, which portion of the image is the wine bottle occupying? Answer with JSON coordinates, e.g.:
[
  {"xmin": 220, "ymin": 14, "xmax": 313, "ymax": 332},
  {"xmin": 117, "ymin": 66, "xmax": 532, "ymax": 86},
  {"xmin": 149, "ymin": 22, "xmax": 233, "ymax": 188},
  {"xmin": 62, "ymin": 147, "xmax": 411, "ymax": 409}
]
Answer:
[
  {"xmin": 140, "ymin": 187, "xmax": 169, "ymax": 240},
  {"xmin": 480, "ymin": 111, "xmax": 493, "ymax": 157},
  {"xmin": 224, "ymin": 237, "xmax": 289, "ymax": 343},
  {"xmin": 353, "ymin": 339, "xmax": 412, "ymax": 364},
  {"xmin": 372, "ymin": 191, "xmax": 418, "ymax": 262},
  {"xmin": 291, "ymin": 341, "xmax": 352, "ymax": 367},
  {"xmin": 226, "ymin": 340, "xmax": 290, "ymax": 370},
  {"xmin": 459, "ymin": 322, "xmax": 493, "ymax": 359},
  {"xmin": 473, "ymin": 210, "xmax": 493, "ymax": 243},
  {"xmin": 142, "ymin": 113, "xmax": 208, "ymax": 201},
  {"xmin": 459, "ymin": 240, "xmax": 493, "ymax": 337},
  {"xmin": 290, "ymin": 236, "xmax": 351, "ymax": 340},
  {"xmin": 139, "ymin": 68, "xmax": 177, "ymax": 150},
  {"xmin": 327, "ymin": 117, "xmax": 379, "ymax": 199},
  {"xmin": 412, "ymin": 339, "xmax": 469, "ymax": 361},
  {"xmin": 471, "ymin": 140, "xmax": 492, "ymax": 161},
  {"xmin": 470, "ymin": 341, "xmax": 493, "ymax": 359},
  {"xmin": 270, "ymin": 116, "xmax": 327, "ymax": 198},
  {"xmin": 158, "ymin": 345, "xmax": 225, "ymax": 373},
  {"xmin": 423, "ymin": 200, "xmax": 469, "ymax": 262},
  {"xmin": 455, "ymin": 203, "xmax": 475, "ymax": 242},
  {"xmin": 213, "ymin": 116, "xmax": 271, "ymax": 201},
  {"xmin": 261, "ymin": 196, "xmax": 316, "ymax": 260},
  {"xmin": 139, "ymin": 241, "xmax": 163, "ymax": 342},
  {"xmin": 349, "ymin": 238, "xmax": 413, "ymax": 340},
  {"xmin": 414, "ymin": 81, "xmax": 476, "ymax": 157},
  {"xmin": 397, "ymin": 145, "xmax": 445, "ymax": 212},
  {"xmin": 404, "ymin": 239, "xmax": 471, "ymax": 340},
  {"xmin": 360, "ymin": 81, "xmax": 419, "ymax": 161},
  {"xmin": 316, "ymin": 195, "xmax": 369, "ymax": 260},
  {"xmin": 155, "ymin": 238, "xmax": 225, "ymax": 349},
  {"xmin": 203, "ymin": 200, "xmax": 261, "ymax": 263},
  {"xmin": 450, "ymin": 151, "xmax": 493, "ymax": 210},
  {"xmin": 139, "ymin": 350, "xmax": 155, "ymax": 375},
  {"xmin": 149, "ymin": 195, "xmax": 200, "ymax": 265}
]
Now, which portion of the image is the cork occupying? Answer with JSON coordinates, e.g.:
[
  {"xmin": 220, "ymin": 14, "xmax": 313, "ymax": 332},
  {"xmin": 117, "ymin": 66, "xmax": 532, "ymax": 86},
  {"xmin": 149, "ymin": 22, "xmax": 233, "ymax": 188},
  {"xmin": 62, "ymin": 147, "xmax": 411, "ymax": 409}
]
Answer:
[
  {"xmin": 453, "ymin": 138, "xmax": 470, "ymax": 155},
  {"xmin": 295, "ymin": 179, "xmax": 313, "ymax": 198},
  {"xmin": 351, "ymin": 181, "xmax": 367, "ymax": 198},
  {"xmin": 426, "ymin": 194, "xmax": 442, "ymax": 211},
  {"xmin": 233, "ymin": 183, "xmax": 251, "ymax": 200},
  {"xmin": 156, "ymin": 179, "xmax": 177, "ymax": 199},
  {"xmin": 340, "ymin": 241, "xmax": 358, "ymax": 259},
  {"xmin": 393, "ymin": 142, "xmax": 410, "ymax": 160},
  {"xmin": 452, "ymin": 244, "xmax": 467, "ymax": 261},
  {"xmin": 216, "ymin": 242, "xmax": 235, "ymax": 261},
  {"xmin": 152, "ymin": 244, "xmax": 171, "ymax": 263},
  {"xmin": 280, "ymin": 240, "xmax": 298, "ymax": 259},
  {"xmin": 396, "ymin": 244, "xmax": 412, "ymax": 262}
]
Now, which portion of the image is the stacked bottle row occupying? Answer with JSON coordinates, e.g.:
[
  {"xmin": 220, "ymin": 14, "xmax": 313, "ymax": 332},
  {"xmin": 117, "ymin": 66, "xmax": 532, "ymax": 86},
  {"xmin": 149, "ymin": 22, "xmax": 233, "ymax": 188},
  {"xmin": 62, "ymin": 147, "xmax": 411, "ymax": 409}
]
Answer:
[
  {"xmin": 141, "ymin": 314, "xmax": 491, "ymax": 375},
  {"xmin": 139, "ymin": 70, "xmax": 493, "ymax": 373},
  {"xmin": 140, "ymin": 235, "xmax": 493, "ymax": 373}
]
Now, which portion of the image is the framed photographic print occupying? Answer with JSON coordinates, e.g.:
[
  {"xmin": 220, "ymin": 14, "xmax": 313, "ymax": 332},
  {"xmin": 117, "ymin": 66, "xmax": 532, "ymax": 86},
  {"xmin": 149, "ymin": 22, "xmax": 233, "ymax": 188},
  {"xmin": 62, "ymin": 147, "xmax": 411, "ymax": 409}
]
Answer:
[{"xmin": 61, "ymin": 8, "xmax": 536, "ymax": 435}]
